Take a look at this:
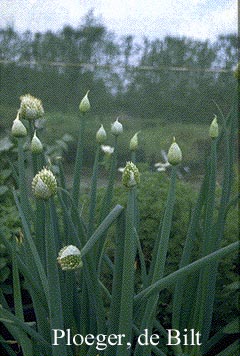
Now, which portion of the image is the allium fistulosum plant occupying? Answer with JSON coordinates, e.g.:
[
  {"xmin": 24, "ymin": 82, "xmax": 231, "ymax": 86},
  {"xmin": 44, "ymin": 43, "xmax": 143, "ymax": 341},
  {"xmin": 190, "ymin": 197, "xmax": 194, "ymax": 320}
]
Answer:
[{"xmin": 0, "ymin": 92, "xmax": 238, "ymax": 356}]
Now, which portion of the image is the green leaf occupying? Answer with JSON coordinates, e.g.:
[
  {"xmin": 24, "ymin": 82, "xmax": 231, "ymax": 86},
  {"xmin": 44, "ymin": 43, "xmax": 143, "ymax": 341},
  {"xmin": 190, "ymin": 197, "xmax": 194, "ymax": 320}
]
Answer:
[
  {"xmin": 135, "ymin": 241, "xmax": 239, "ymax": 305},
  {"xmin": 81, "ymin": 204, "xmax": 124, "ymax": 257},
  {"xmin": 0, "ymin": 168, "xmax": 12, "ymax": 181},
  {"xmin": 0, "ymin": 185, "xmax": 8, "ymax": 195},
  {"xmin": 215, "ymin": 340, "xmax": 240, "ymax": 356},
  {"xmin": 0, "ymin": 305, "xmax": 51, "ymax": 351},
  {"xmin": 0, "ymin": 257, "xmax": 8, "ymax": 269},
  {"xmin": 223, "ymin": 319, "xmax": 240, "ymax": 334},
  {"xmin": 0, "ymin": 266, "xmax": 11, "ymax": 283}
]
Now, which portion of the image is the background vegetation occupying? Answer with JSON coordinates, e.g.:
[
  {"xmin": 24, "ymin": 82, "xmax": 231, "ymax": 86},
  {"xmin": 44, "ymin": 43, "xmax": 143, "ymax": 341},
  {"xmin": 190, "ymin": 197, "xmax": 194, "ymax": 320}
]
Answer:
[{"xmin": 0, "ymin": 11, "xmax": 237, "ymax": 123}]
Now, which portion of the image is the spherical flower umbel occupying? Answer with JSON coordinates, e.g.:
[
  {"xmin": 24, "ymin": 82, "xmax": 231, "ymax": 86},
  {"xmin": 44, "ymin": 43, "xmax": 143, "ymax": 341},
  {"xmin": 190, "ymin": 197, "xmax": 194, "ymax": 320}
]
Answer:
[
  {"xmin": 32, "ymin": 168, "xmax": 57, "ymax": 200},
  {"xmin": 209, "ymin": 115, "xmax": 219, "ymax": 139},
  {"xmin": 167, "ymin": 137, "xmax": 182, "ymax": 165},
  {"xmin": 79, "ymin": 90, "xmax": 90, "ymax": 113},
  {"xmin": 19, "ymin": 94, "xmax": 44, "ymax": 121},
  {"xmin": 122, "ymin": 161, "xmax": 140, "ymax": 188},
  {"xmin": 31, "ymin": 131, "xmax": 43, "ymax": 154},
  {"xmin": 96, "ymin": 124, "xmax": 107, "ymax": 144},
  {"xmin": 57, "ymin": 245, "xmax": 83, "ymax": 271},
  {"xmin": 111, "ymin": 118, "xmax": 123, "ymax": 136},
  {"xmin": 11, "ymin": 112, "xmax": 27, "ymax": 138}
]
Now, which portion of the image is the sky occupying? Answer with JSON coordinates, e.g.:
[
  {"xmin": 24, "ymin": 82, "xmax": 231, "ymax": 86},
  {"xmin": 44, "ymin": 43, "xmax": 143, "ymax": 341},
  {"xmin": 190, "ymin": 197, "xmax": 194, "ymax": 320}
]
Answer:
[{"xmin": 0, "ymin": 0, "xmax": 237, "ymax": 42}]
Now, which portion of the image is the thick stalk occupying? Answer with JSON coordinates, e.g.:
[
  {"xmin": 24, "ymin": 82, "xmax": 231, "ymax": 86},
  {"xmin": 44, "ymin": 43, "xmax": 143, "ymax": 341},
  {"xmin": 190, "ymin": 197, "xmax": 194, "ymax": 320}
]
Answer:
[
  {"xmin": 190, "ymin": 140, "xmax": 217, "ymax": 356},
  {"xmin": 134, "ymin": 166, "xmax": 177, "ymax": 356},
  {"xmin": 172, "ymin": 172, "xmax": 209, "ymax": 332},
  {"xmin": 18, "ymin": 137, "xmax": 32, "ymax": 220},
  {"xmin": 72, "ymin": 115, "xmax": 86, "ymax": 207},
  {"xmin": 99, "ymin": 136, "xmax": 118, "ymax": 223},
  {"xmin": 12, "ymin": 239, "xmax": 33, "ymax": 356},
  {"xmin": 44, "ymin": 199, "xmax": 67, "ymax": 356},
  {"xmin": 134, "ymin": 241, "xmax": 239, "ymax": 305},
  {"xmin": 116, "ymin": 188, "xmax": 136, "ymax": 356},
  {"xmin": 88, "ymin": 144, "xmax": 101, "ymax": 236}
]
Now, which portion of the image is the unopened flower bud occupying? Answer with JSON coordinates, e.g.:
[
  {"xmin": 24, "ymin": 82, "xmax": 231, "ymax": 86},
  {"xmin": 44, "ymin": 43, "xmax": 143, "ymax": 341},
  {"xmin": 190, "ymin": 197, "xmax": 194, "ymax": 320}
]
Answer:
[
  {"xmin": 79, "ymin": 90, "xmax": 90, "ymax": 113},
  {"xmin": 209, "ymin": 115, "xmax": 219, "ymax": 139},
  {"xmin": 167, "ymin": 137, "xmax": 182, "ymax": 165},
  {"xmin": 130, "ymin": 131, "xmax": 140, "ymax": 151},
  {"xmin": 96, "ymin": 125, "xmax": 107, "ymax": 144},
  {"xmin": 32, "ymin": 168, "xmax": 57, "ymax": 200},
  {"xmin": 111, "ymin": 118, "xmax": 123, "ymax": 136},
  {"xmin": 19, "ymin": 94, "xmax": 44, "ymax": 121},
  {"xmin": 57, "ymin": 245, "xmax": 83, "ymax": 271},
  {"xmin": 122, "ymin": 161, "xmax": 140, "ymax": 188},
  {"xmin": 11, "ymin": 113, "xmax": 27, "ymax": 138},
  {"xmin": 31, "ymin": 131, "xmax": 43, "ymax": 154}
]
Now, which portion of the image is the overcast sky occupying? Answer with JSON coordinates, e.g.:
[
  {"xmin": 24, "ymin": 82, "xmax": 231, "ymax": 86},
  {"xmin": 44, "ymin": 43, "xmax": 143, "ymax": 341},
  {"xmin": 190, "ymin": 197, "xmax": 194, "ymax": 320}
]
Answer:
[{"xmin": 0, "ymin": 0, "xmax": 237, "ymax": 41}]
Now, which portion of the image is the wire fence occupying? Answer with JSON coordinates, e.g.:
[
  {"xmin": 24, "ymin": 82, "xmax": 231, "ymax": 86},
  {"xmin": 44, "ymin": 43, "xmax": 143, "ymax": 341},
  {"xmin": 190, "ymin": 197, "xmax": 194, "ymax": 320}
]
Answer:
[{"xmin": 0, "ymin": 59, "xmax": 233, "ymax": 73}]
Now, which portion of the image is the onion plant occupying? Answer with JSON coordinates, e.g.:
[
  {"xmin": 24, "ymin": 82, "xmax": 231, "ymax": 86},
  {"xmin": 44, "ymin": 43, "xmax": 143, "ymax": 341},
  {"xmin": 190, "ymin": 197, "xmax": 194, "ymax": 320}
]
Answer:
[{"xmin": 0, "ymin": 92, "xmax": 238, "ymax": 356}]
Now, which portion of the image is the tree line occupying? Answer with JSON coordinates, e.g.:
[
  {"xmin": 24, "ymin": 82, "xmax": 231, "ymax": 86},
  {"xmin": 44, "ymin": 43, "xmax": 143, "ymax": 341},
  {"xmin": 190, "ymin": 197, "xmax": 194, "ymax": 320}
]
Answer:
[{"xmin": 0, "ymin": 11, "xmax": 238, "ymax": 123}]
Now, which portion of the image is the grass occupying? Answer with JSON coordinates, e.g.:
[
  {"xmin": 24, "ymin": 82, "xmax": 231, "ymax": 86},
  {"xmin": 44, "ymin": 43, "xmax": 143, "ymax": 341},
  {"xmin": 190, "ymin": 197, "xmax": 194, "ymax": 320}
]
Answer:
[
  {"xmin": 0, "ymin": 104, "xmax": 210, "ymax": 173},
  {"xmin": 42, "ymin": 111, "xmax": 210, "ymax": 172}
]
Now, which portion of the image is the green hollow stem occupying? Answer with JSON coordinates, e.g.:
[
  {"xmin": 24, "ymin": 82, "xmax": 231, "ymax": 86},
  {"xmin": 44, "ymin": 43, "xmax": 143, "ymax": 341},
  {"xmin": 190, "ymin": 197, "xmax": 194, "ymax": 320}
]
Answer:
[
  {"xmin": 131, "ymin": 150, "xmax": 136, "ymax": 164},
  {"xmin": 88, "ymin": 144, "xmax": 101, "ymax": 237},
  {"xmin": 12, "ymin": 239, "xmax": 33, "ymax": 356},
  {"xmin": 134, "ymin": 241, "xmax": 239, "ymax": 305},
  {"xmin": 12, "ymin": 239, "xmax": 24, "ymax": 322},
  {"xmin": 97, "ymin": 136, "xmax": 119, "ymax": 267},
  {"xmin": 172, "ymin": 171, "xmax": 209, "ymax": 332},
  {"xmin": 190, "ymin": 140, "xmax": 217, "ymax": 355},
  {"xmin": 44, "ymin": 199, "xmax": 67, "ymax": 356},
  {"xmin": 201, "ymin": 123, "xmax": 234, "ymax": 350},
  {"xmin": 17, "ymin": 137, "xmax": 32, "ymax": 220},
  {"xmin": 72, "ymin": 114, "xmax": 86, "ymax": 207},
  {"xmin": 13, "ymin": 190, "xmax": 49, "ymax": 301},
  {"xmin": 99, "ymin": 135, "xmax": 118, "ymax": 223},
  {"xmin": 105, "ymin": 211, "xmax": 125, "ymax": 356},
  {"xmin": 134, "ymin": 166, "xmax": 177, "ymax": 356},
  {"xmin": 29, "ymin": 121, "xmax": 39, "ymax": 176},
  {"xmin": 34, "ymin": 199, "xmax": 46, "ymax": 267},
  {"xmin": 1, "ymin": 232, "xmax": 47, "ymax": 310},
  {"xmin": 131, "ymin": 150, "xmax": 139, "ymax": 231},
  {"xmin": 202, "ymin": 140, "xmax": 217, "ymax": 255},
  {"xmin": 58, "ymin": 195, "xmax": 121, "ymax": 337},
  {"xmin": 116, "ymin": 188, "xmax": 136, "ymax": 356},
  {"xmin": 0, "ymin": 304, "xmax": 51, "ymax": 353},
  {"xmin": 134, "ymin": 227, "xmax": 147, "ymax": 288},
  {"xmin": 82, "ymin": 204, "xmax": 124, "ymax": 257}
]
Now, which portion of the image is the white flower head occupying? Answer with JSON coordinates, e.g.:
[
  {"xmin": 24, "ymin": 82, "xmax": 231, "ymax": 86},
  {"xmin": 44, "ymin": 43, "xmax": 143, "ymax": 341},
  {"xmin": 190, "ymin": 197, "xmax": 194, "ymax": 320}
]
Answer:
[
  {"xmin": 32, "ymin": 168, "xmax": 57, "ymax": 200},
  {"xmin": 57, "ymin": 245, "xmax": 83, "ymax": 271},
  {"xmin": 101, "ymin": 145, "xmax": 114, "ymax": 155},
  {"xmin": 19, "ymin": 94, "xmax": 44, "ymax": 121},
  {"xmin": 122, "ymin": 161, "xmax": 140, "ymax": 188}
]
